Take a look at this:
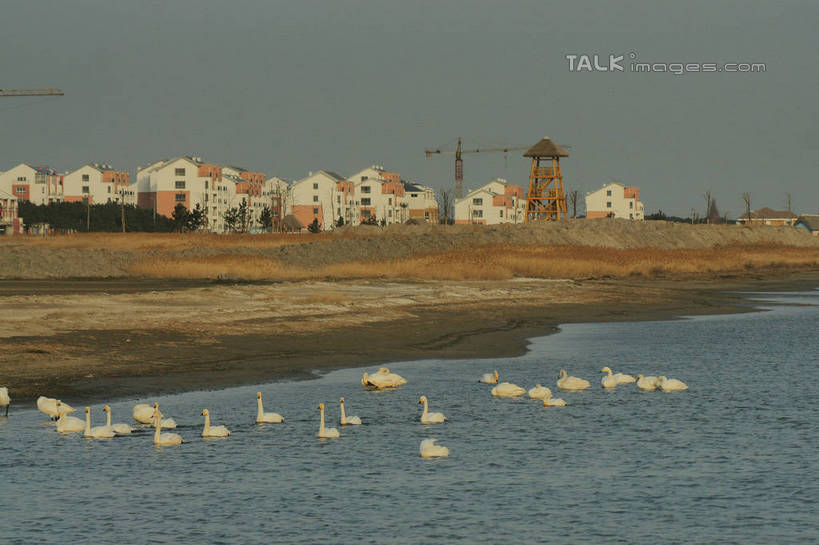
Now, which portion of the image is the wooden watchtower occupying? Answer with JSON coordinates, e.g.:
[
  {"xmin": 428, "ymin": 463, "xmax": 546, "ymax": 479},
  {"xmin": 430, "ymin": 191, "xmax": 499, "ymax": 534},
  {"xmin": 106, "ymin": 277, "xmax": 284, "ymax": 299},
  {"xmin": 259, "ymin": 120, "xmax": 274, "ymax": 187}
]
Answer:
[{"xmin": 523, "ymin": 137, "xmax": 568, "ymax": 222}]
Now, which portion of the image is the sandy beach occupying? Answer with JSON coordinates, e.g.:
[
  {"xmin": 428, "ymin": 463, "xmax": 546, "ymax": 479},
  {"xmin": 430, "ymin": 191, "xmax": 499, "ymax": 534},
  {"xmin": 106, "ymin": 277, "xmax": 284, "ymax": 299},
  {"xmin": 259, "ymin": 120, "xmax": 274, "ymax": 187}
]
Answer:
[{"xmin": 2, "ymin": 270, "xmax": 817, "ymax": 404}]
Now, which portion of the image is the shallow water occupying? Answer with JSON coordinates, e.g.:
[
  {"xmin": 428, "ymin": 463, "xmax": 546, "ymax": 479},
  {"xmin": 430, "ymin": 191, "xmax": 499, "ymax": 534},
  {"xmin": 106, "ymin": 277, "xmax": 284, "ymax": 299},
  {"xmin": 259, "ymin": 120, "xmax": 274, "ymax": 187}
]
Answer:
[{"xmin": 1, "ymin": 290, "xmax": 817, "ymax": 544}]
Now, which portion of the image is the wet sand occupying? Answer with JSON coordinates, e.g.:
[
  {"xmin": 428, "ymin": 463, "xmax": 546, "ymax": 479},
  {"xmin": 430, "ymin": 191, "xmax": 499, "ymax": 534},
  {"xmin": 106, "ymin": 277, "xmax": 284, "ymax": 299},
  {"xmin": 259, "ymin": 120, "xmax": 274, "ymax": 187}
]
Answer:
[{"xmin": 1, "ymin": 271, "xmax": 817, "ymax": 405}]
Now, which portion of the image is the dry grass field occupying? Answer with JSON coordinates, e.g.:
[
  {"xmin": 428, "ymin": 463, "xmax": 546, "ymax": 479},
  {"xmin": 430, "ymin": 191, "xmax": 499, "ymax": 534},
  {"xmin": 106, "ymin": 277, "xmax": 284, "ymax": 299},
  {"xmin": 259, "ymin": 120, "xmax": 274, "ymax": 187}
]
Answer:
[{"xmin": 125, "ymin": 243, "xmax": 819, "ymax": 281}]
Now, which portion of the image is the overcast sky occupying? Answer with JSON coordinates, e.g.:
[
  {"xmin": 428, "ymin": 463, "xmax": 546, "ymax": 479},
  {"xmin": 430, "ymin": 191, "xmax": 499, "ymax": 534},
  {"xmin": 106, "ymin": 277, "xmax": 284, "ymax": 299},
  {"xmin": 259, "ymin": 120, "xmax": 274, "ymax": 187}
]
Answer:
[{"xmin": 1, "ymin": 0, "xmax": 817, "ymax": 216}]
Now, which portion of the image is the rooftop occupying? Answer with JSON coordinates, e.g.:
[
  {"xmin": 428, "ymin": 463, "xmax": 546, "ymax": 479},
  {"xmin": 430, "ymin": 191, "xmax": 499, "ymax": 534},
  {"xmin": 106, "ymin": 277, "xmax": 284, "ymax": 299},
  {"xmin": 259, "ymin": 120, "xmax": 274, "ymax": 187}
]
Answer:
[{"xmin": 523, "ymin": 137, "xmax": 569, "ymax": 158}]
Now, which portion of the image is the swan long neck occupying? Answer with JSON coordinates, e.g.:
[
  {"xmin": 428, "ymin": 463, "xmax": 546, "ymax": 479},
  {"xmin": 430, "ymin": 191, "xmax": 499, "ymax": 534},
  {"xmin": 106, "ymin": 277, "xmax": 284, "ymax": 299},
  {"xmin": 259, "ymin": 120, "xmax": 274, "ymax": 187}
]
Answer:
[
  {"xmin": 257, "ymin": 398, "xmax": 264, "ymax": 419},
  {"xmin": 203, "ymin": 413, "xmax": 210, "ymax": 432},
  {"xmin": 340, "ymin": 401, "xmax": 346, "ymax": 422},
  {"xmin": 154, "ymin": 416, "xmax": 162, "ymax": 441},
  {"xmin": 605, "ymin": 368, "xmax": 613, "ymax": 377},
  {"xmin": 85, "ymin": 411, "xmax": 91, "ymax": 434},
  {"xmin": 422, "ymin": 398, "xmax": 429, "ymax": 416},
  {"xmin": 106, "ymin": 410, "xmax": 112, "ymax": 427},
  {"xmin": 319, "ymin": 406, "xmax": 325, "ymax": 433}
]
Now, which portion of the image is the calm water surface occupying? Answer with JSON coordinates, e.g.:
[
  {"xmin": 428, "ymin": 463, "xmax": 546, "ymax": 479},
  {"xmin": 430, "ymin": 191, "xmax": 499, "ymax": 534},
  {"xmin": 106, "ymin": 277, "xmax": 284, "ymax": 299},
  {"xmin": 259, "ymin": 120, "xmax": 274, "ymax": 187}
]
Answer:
[{"xmin": 1, "ymin": 290, "xmax": 817, "ymax": 544}]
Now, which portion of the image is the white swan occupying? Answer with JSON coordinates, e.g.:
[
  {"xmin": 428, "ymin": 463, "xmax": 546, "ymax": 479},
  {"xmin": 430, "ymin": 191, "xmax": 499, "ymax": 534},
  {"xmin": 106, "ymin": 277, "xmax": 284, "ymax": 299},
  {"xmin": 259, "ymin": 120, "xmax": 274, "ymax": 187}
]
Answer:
[
  {"xmin": 491, "ymin": 382, "xmax": 526, "ymax": 398},
  {"xmin": 201, "ymin": 409, "xmax": 231, "ymax": 438},
  {"xmin": 132, "ymin": 403, "xmax": 155, "ymax": 424},
  {"xmin": 479, "ymin": 370, "xmax": 499, "ymax": 384},
  {"xmin": 636, "ymin": 374, "xmax": 659, "ymax": 391},
  {"xmin": 542, "ymin": 391, "xmax": 567, "ymax": 407},
  {"xmin": 102, "ymin": 406, "xmax": 133, "ymax": 434},
  {"xmin": 153, "ymin": 410, "xmax": 183, "ymax": 445},
  {"xmin": 600, "ymin": 367, "xmax": 619, "ymax": 389},
  {"xmin": 84, "ymin": 407, "xmax": 115, "ymax": 439},
  {"xmin": 361, "ymin": 367, "xmax": 407, "ymax": 389},
  {"xmin": 0, "ymin": 387, "xmax": 9, "ymax": 416},
  {"xmin": 657, "ymin": 376, "xmax": 688, "ymax": 391},
  {"xmin": 38, "ymin": 396, "xmax": 75, "ymax": 419},
  {"xmin": 339, "ymin": 397, "xmax": 361, "ymax": 425},
  {"xmin": 420, "ymin": 438, "xmax": 449, "ymax": 458},
  {"xmin": 151, "ymin": 403, "xmax": 177, "ymax": 428},
  {"xmin": 317, "ymin": 403, "xmax": 339, "ymax": 438},
  {"xmin": 528, "ymin": 384, "xmax": 552, "ymax": 400},
  {"xmin": 256, "ymin": 392, "xmax": 284, "ymax": 423},
  {"xmin": 557, "ymin": 369, "xmax": 590, "ymax": 391},
  {"xmin": 616, "ymin": 372, "xmax": 636, "ymax": 384},
  {"xmin": 419, "ymin": 396, "xmax": 446, "ymax": 423},
  {"xmin": 55, "ymin": 401, "xmax": 84, "ymax": 433}
]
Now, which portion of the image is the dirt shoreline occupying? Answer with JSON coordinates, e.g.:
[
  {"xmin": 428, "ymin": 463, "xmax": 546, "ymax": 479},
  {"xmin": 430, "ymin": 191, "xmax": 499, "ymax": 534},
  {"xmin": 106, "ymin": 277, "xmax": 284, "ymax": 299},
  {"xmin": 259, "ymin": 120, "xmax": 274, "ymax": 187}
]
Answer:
[{"xmin": 2, "ymin": 271, "xmax": 816, "ymax": 407}]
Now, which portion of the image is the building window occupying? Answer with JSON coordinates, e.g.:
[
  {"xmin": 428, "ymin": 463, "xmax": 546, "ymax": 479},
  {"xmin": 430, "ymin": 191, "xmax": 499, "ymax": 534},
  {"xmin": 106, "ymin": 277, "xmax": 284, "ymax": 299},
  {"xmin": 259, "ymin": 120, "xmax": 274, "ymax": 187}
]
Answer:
[
  {"xmin": 15, "ymin": 187, "xmax": 25, "ymax": 194},
  {"xmin": 337, "ymin": 195, "xmax": 341, "ymax": 203},
  {"xmin": 361, "ymin": 176, "xmax": 369, "ymax": 181},
  {"xmin": 425, "ymin": 211, "xmax": 430, "ymax": 219},
  {"xmin": 388, "ymin": 210, "xmax": 392, "ymax": 217},
  {"xmin": 313, "ymin": 208, "xmax": 319, "ymax": 214},
  {"xmin": 361, "ymin": 186, "xmax": 371, "ymax": 194},
  {"xmin": 606, "ymin": 201, "xmax": 612, "ymax": 208},
  {"xmin": 108, "ymin": 186, "xmax": 111, "ymax": 193},
  {"xmin": 313, "ymin": 195, "xmax": 319, "ymax": 202},
  {"xmin": 629, "ymin": 201, "xmax": 633, "ymax": 209},
  {"xmin": 175, "ymin": 168, "xmax": 185, "ymax": 176},
  {"xmin": 175, "ymin": 193, "xmax": 186, "ymax": 202},
  {"xmin": 82, "ymin": 186, "xmax": 89, "ymax": 193},
  {"xmin": 411, "ymin": 193, "xmax": 418, "ymax": 198},
  {"xmin": 388, "ymin": 197, "xmax": 392, "ymax": 205},
  {"xmin": 499, "ymin": 210, "xmax": 504, "ymax": 218},
  {"xmin": 606, "ymin": 190, "xmax": 612, "ymax": 196},
  {"xmin": 82, "ymin": 174, "xmax": 90, "ymax": 182},
  {"xmin": 472, "ymin": 209, "xmax": 483, "ymax": 218},
  {"xmin": 313, "ymin": 183, "xmax": 319, "ymax": 189},
  {"xmin": 361, "ymin": 198, "xmax": 371, "ymax": 206},
  {"xmin": 472, "ymin": 198, "xmax": 483, "ymax": 205},
  {"xmin": 205, "ymin": 181, "xmax": 209, "ymax": 190},
  {"xmin": 17, "ymin": 176, "xmax": 26, "ymax": 182},
  {"xmin": 362, "ymin": 209, "xmax": 371, "ymax": 218},
  {"xmin": 175, "ymin": 181, "xmax": 186, "ymax": 189}
]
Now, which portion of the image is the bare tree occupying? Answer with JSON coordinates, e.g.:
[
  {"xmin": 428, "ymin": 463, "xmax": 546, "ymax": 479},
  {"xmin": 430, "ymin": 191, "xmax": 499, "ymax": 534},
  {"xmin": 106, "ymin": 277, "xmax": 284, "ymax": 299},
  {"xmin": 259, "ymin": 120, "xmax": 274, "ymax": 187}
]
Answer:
[
  {"xmin": 568, "ymin": 189, "xmax": 579, "ymax": 218},
  {"xmin": 741, "ymin": 192, "xmax": 752, "ymax": 224},
  {"xmin": 703, "ymin": 190, "xmax": 712, "ymax": 224},
  {"xmin": 438, "ymin": 189, "xmax": 454, "ymax": 225}
]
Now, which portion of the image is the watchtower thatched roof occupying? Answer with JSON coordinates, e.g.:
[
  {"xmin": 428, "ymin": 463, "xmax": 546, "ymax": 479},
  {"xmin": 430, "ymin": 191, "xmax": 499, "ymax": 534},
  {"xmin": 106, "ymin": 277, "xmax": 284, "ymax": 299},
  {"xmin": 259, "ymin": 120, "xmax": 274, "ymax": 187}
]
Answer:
[{"xmin": 523, "ymin": 137, "xmax": 569, "ymax": 158}]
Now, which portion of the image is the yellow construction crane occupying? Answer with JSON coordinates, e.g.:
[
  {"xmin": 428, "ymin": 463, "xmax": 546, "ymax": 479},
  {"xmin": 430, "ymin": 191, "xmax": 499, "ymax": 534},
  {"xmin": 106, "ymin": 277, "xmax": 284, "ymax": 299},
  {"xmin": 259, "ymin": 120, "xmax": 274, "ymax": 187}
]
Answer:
[
  {"xmin": 425, "ymin": 137, "xmax": 528, "ymax": 199},
  {"xmin": 0, "ymin": 88, "xmax": 64, "ymax": 97}
]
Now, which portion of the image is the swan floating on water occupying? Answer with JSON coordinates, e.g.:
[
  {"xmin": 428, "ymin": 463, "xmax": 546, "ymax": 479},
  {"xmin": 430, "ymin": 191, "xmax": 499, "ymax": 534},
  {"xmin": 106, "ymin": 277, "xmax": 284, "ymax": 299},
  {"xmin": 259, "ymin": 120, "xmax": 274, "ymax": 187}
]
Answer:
[
  {"xmin": 201, "ymin": 409, "xmax": 231, "ymax": 438},
  {"xmin": 38, "ymin": 396, "xmax": 74, "ymax": 419},
  {"xmin": 557, "ymin": 369, "xmax": 590, "ymax": 391},
  {"xmin": 636, "ymin": 374, "xmax": 659, "ymax": 391},
  {"xmin": 317, "ymin": 403, "xmax": 340, "ymax": 438},
  {"xmin": 542, "ymin": 391, "xmax": 567, "ymax": 407},
  {"xmin": 420, "ymin": 438, "xmax": 449, "ymax": 458},
  {"xmin": 528, "ymin": 384, "xmax": 552, "ymax": 400},
  {"xmin": 339, "ymin": 397, "xmax": 361, "ymax": 425},
  {"xmin": 0, "ymin": 387, "xmax": 9, "ymax": 416},
  {"xmin": 56, "ymin": 401, "xmax": 84, "ymax": 433},
  {"xmin": 419, "ymin": 396, "xmax": 446, "ymax": 423},
  {"xmin": 84, "ymin": 407, "xmax": 115, "ymax": 439},
  {"xmin": 600, "ymin": 367, "xmax": 619, "ymax": 389},
  {"xmin": 479, "ymin": 370, "xmax": 499, "ymax": 384},
  {"xmin": 102, "ymin": 406, "xmax": 133, "ymax": 434},
  {"xmin": 132, "ymin": 404, "xmax": 155, "ymax": 424},
  {"xmin": 256, "ymin": 392, "xmax": 284, "ymax": 423},
  {"xmin": 361, "ymin": 367, "xmax": 407, "ymax": 390},
  {"xmin": 657, "ymin": 376, "xmax": 688, "ymax": 391},
  {"xmin": 151, "ymin": 403, "xmax": 176, "ymax": 428},
  {"xmin": 153, "ymin": 409, "xmax": 183, "ymax": 446},
  {"xmin": 491, "ymin": 382, "xmax": 526, "ymax": 398}
]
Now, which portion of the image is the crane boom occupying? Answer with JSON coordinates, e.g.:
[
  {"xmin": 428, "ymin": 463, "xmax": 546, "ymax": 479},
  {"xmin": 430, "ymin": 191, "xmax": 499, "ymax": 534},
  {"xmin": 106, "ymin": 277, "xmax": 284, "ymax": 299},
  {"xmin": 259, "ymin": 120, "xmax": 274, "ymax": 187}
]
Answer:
[
  {"xmin": 425, "ymin": 137, "xmax": 526, "ymax": 199},
  {"xmin": 0, "ymin": 88, "xmax": 64, "ymax": 97}
]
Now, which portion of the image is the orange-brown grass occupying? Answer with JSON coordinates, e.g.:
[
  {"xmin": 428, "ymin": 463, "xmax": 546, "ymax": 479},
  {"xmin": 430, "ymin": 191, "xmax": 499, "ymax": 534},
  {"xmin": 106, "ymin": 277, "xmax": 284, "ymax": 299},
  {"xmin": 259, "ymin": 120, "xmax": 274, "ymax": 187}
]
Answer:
[
  {"xmin": 126, "ymin": 244, "xmax": 819, "ymax": 281},
  {"xmin": 3, "ymin": 232, "xmax": 364, "ymax": 252}
]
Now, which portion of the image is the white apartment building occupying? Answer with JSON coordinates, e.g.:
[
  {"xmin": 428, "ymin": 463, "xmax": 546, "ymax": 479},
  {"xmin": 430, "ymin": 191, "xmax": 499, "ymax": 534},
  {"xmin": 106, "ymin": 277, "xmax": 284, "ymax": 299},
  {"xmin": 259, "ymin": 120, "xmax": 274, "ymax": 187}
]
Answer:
[
  {"xmin": 63, "ymin": 163, "xmax": 136, "ymax": 206},
  {"xmin": 137, "ymin": 156, "xmax": 234, "ymax": 230},
  {"xmin": 455, "ymin": 178, "xmax": 525, "ymax": 225},
  {"xmin": 347, "ymin": 165, "xmax": 407, "ymax": 225},
  {"xmin": 585, "ymin": 182, "xmax": 644, "ymax": 220},
  {"xmin": 0, "ymin": 163, "xmax": 64, "ymax": 205},
  {"xmin": 402, "ymin": 181, "xmax": 439, "ymax": 223},
  {"xmin": 290, "ymin": 170, "xmax": 350, "ymax": 229}
]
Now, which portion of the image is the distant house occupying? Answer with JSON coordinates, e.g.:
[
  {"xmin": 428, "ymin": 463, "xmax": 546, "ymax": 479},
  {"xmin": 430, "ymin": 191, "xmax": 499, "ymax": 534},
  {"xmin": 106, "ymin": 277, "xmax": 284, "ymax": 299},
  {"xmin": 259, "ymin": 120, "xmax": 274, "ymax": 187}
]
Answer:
[
  {"xmin": 454, "ymin": 178, "xmax": 526, "ymax": 225},
  {"xmin": 63, "ymin": 163, "xmax": 134, "ymax": 206},
  {"xmin": 0, "ymin": 163, "xmax": 64, "ymax": 205},
  {"xmin": 796, "ymin": 214, "xmax": 819, "ymax": 235},
  {"xmin": 585, "ymin": 182, "xmax": 644, "ymax": 220},
  {"xmin": 0, "ymin": 194, "xmax": 21, "ymax": 235},
  {"xmin": 736, "ymin": 207, "xmax": 798, "ymax": 226}
]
